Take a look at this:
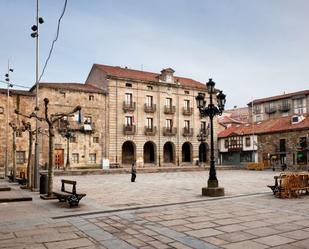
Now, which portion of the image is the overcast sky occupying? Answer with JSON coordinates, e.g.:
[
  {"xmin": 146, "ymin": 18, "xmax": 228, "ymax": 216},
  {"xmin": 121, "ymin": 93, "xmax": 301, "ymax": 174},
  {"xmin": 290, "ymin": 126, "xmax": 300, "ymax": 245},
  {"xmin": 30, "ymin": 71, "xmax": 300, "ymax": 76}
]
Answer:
[{"xmin": 0, "ymin": 0, "xmax": 308, "ymax": 108}]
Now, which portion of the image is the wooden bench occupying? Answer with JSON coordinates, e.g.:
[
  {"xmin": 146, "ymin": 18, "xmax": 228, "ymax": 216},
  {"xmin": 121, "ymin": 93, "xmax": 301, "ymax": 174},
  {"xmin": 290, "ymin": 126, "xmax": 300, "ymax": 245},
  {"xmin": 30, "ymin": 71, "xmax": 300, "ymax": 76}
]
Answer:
[
  {"xmin": 53, "ymin": 179, "xmax": 86, "ymax": 207},
  {"xmin": 246, "ymin": 162, "xmax": 265, "ymax": 171},
  {"xmin": 9, "ymin": 171, "xmax": 27, "ymax": 185},
  {"xmin": 268, "ymin": 172, "xmax": 309, "ymax": 198}
]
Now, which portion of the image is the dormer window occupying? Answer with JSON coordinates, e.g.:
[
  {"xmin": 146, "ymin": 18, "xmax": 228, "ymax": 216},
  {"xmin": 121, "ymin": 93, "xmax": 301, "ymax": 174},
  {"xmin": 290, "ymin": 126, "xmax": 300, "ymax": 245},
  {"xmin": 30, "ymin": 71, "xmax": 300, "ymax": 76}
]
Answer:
[{"xmin": 160, "ymin": 68, "xmax": 175, "ymax": 83}]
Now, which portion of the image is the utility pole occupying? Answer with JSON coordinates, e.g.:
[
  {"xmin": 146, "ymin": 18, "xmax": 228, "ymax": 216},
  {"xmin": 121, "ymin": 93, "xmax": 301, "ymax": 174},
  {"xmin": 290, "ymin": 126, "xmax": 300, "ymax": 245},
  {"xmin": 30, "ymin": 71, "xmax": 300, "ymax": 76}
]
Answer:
[
  {"xmin": 4, "ymin": 60, "xmax": 13, "ymax": 177},
  {"xmin": 31, "ymin": 0, "xmax": 44, "ymax": 190}
]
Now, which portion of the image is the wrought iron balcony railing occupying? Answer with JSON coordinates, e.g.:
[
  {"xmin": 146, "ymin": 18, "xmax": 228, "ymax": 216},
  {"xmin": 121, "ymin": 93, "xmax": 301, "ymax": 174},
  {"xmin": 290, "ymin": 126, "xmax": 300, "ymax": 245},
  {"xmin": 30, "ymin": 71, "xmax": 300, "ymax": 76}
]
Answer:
[
  {"xmin": 163, "ymin": 127, "xmax": 177, "ymax": 136},
  {"xmin": 144, "ymin": 103, "xmax": 156, "ymax": 113}
]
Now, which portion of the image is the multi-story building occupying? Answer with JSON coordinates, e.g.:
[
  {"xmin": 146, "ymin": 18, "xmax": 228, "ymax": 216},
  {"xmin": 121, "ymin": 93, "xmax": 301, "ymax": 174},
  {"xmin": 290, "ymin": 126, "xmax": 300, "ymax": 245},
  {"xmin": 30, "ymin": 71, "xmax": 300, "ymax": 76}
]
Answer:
[
  {"xmin": 248, "ymin": 90, "xmax": 309, "ymax": 122},
  {"xmin": 1, "ymin": 64, "xmax": 220, "ymax": 174},
  {"xmin": 218, "ymin": 113, "xmax": 309, "ymax": 168},
  {"xmin": 86, "ymin": 64, "xmax": 215, "ymax": 167},
  {"xmin": 0, "ymin": 83, "xmax": 106, "ymax": 175},
  {"xmin": 0, "ymin": 88, "xmax": 35, "ymax": 177}
]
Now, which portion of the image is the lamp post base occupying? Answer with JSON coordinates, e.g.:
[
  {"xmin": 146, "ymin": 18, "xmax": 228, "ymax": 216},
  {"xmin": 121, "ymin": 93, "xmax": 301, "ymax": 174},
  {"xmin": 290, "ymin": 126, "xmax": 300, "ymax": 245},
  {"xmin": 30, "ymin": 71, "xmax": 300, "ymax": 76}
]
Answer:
[{"xmin": 202, "ymin": 186, "xmax": 224, "ymax": 197}]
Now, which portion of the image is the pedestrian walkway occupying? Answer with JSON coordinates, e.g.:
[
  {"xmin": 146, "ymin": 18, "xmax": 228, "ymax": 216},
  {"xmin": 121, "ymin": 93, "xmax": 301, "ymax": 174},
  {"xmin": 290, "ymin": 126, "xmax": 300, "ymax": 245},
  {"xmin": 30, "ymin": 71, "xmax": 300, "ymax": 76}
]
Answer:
[{"xmin": 0, "ymin": 170, "xmax": 309, "ymax": 248}]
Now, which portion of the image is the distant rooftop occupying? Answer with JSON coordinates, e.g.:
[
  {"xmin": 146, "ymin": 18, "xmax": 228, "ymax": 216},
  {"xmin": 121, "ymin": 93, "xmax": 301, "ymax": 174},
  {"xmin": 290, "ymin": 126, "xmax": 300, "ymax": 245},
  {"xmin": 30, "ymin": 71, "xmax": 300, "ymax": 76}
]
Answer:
[{"xmin": 248, "ymin": 89, "xmax": 309, "ymax": 106}]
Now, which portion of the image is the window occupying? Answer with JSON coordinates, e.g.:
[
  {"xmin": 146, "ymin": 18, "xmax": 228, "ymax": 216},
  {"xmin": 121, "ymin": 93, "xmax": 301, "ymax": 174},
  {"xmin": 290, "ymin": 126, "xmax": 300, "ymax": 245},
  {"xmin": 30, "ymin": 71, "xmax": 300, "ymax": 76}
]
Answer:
[
  {"xmin": 125, "ymin": 93, "xmax": 133, "ymax": 104},
  {"xmin": 255, "ymin": 115, "xmax": 262, "ymax": 122},
  {"xmin": 70, "ymin": 135, "xmax": 77, "ymax": 143},
  {"xmin": 60, "ymin": 91, "xmax": 66, "ymax": 98},
  {"xmin": 166, "ymin": 98, "xmax": 172, "ymax": 108},
  {"xmin": 184, "ymin": 91, "xmax": 190, "ymax": 95},
  {"xmin": 254, "ymin": 105, "xmax": 262, "ymax": 114},
  {"xmin": 126, "ymin": 83, "xmax": 132, "ymax": 87},
  {"xmin": 146, "ymin": 117, "xmax": 153, "ymax": 129},
  {"xmin": 146, "ymin": 96, "xmax": 153, "ymax": 107},
  {"xmin": 166, "ymin": 119, "xmax": 172, "ymax": 129},
  {"xmin": 0, "ymin": 107, "xmax": 3, "ymax": 114},
  {"xmin": 125, "ymin": 116, "xmax": 133, "ymax": 126},
  {"xmin": 83, "ymin": 116, "xmax": 92, "ymax": 124},
  {"xmin": 184, "ymin": 120, "xmax": 190, "ymax": 129},
  {"xmin": 300, "ymin": 137, "xmax": 307, "ymax": 149},
  {"xmin": 72, "ymin": 153, "xmax": 79, "ymax": 164},
  {"xmin": 224, "ymin": 139, "xmax": 228, "ymax": 149},
  {"xmin": 201, "ymin": 121, "xmax": 207, "ymax": 130},
  {"xmin": 89, "ymin": 95, "xmax": 94, "ymax": 101},
  {"xmin": 147, "ymin": 85, "xmax": 153, "ymax": 90},
  {"xmin": 16, "ymin": 151, "xmax": 26, "ymax": 164},
  {"xmin": 93, "ymin": 137, "xmax": 99, "ymax": 143},
  {"xmin": 184, "ymin": 100, "xmax": 190, "ymax": 109},
  {"xmin": 16, "ymin": 131, "xmax": 23, "ymax": 137},
  {"xmin": 293, "ymin": 98, "xmax": 306, "ymax": 114},
  {"xmin": 75, "ymin": 110, "xmax": 82, "ymax": 123},
  {"xmin": 245, "ymin": 137, "xmax": 251, "ymax": 147},
  {"xmin": 280, "ymin": 139, "xmax": 286, "ymax": 152},
  {"xmin": 89, "ymin": 153, "xmax": 96, "ymax": 164}
]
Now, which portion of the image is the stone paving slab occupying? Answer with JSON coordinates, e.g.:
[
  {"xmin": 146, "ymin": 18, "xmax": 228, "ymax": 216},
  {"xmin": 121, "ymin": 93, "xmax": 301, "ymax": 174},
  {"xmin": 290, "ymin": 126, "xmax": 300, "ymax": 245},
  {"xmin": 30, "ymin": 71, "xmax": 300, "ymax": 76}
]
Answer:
[{"xmin": 0, "ymin": 170, "xmax": 309, "ymax": 248}]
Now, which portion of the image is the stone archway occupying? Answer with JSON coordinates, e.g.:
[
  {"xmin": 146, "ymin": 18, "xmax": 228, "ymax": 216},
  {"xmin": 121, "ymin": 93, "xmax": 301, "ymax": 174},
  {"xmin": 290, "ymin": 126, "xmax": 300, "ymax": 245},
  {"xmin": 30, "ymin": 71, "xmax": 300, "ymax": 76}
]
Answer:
[
  {"xmin": 182, "ymin": 142, "xmax": 192, "ymax": 163},
  {"xmin": 199, "ymin": 142, "xmax": 208, "ymax": 163},
  {"xmin": 144, "ymin": 141, "xmax": 156, "ymax": 164},
  {"xmin": 122, "ymin": 141, "xmax": 136, "ymax": 164},
  {"xmin": 163, "ymin": 142, "xmax": 175, "ymax": 163}
]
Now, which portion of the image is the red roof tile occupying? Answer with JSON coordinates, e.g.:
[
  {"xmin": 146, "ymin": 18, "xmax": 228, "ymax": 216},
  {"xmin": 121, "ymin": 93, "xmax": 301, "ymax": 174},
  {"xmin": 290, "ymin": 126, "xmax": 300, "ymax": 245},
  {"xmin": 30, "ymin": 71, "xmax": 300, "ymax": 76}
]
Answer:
[
  {"xmin": 248, "ymin": 90, "xmax": 309, "ymax": 105},
  {"xmin": 94, "ymin": 64, "xmax": 207, "ymax": 90},
  {"xmin": 218, "ymin": 114, "xmax": 309, "ymax": 138}
]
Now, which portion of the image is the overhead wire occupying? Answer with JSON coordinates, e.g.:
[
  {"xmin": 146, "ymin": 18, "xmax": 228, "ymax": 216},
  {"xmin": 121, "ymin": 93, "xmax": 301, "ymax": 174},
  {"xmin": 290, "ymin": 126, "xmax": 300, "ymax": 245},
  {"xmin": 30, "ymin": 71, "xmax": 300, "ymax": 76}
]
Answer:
[{"xmin": 39, "ymin": 0, "xmax": 68, "ymax": 82}]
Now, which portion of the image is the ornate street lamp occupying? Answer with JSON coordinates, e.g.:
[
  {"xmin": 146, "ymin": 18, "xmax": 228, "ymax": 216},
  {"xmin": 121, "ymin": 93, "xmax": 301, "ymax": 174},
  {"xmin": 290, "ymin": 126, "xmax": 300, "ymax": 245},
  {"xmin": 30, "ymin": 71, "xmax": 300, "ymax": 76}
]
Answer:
[{"xmin": 196, "ymin": 78, "xmax": 226, "ymax": 197}]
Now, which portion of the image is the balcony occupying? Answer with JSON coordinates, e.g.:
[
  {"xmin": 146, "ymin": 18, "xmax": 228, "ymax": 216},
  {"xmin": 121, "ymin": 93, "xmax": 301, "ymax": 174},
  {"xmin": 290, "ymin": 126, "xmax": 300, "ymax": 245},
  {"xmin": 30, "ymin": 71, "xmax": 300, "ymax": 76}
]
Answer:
[
  {"xmin": 123, "ymin": 101, "xmax": 136, "ymax": 112},
  {"xmin": 163, "ymin": 127, "xmax": 177, "ymax": 136},
  {"xmin": 164, "ymin": 105, "xmax": 176, "ymax": 114},
  {"xmin": 278, "ymin": 103, "xmax": 291, "ymax": 112},
  {"xmin": 183, "ymin": 127, "xmax": 193, "ymax": 137},
  {"xmin": 144, "ymin": 126, "xmax": 157, "ymax": 136},
  {"xmin": 200, "ymin": 128, "xmax": 209, "ymax": 137},
  {"xmin": 123, "ymin": 125, "xmax": 136, "ymax": 135},
  {"xmin": 264, "ymin": 106, "xmax": 277, "ymax": 114},
  {"xmin": 144, "ymin": 103, "xmax": 156, "ymax": 113},
  {"xmin": 182, "ymin": 107, "xmax": 193, "ymax": 116}
]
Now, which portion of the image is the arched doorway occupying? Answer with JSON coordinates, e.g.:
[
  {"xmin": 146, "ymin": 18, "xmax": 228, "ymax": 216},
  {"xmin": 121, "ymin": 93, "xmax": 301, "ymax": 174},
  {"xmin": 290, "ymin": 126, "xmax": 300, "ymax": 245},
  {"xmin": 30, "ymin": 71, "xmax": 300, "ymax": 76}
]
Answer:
[
  {"xmin": 122, "ymin": 141, "xmax": 136, "ymax": 164},
  {"xmin": 199, "ymin": 143, "xmax": 208, "ymax": 163},
  {"xmin": 163, "ymin": 142, "xmax": 175, "ymax": 163},
  {"xmin": 182, "ymin": 142, "xmax": 192, "ymax": 162},
  {"xmin": 144, "ymin": 141, "xmax": 156, "ymax": 164}
]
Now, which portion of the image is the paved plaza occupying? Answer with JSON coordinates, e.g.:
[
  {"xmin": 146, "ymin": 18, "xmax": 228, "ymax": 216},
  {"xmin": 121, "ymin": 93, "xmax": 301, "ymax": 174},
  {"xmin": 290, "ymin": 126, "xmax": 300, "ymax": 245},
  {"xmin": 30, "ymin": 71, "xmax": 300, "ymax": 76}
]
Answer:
[{"xmin": 1, "ymin": 169, "xmax": 309, "ymax": 248}]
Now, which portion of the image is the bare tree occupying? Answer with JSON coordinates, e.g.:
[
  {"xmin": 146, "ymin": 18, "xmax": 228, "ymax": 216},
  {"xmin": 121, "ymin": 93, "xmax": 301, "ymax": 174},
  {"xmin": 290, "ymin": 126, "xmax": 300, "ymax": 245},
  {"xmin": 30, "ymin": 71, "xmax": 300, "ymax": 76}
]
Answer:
[{"xmin": 30, "ymin": 98, "xmax": 81, "ymax": 196}]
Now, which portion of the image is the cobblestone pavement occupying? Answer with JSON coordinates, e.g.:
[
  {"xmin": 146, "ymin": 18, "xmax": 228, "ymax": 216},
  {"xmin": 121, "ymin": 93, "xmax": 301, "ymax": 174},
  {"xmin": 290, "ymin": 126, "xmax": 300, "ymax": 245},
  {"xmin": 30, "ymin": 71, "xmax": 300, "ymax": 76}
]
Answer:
[{"xmin": 1, "ymin": 170, "xmax": 309, "ymax": 248}]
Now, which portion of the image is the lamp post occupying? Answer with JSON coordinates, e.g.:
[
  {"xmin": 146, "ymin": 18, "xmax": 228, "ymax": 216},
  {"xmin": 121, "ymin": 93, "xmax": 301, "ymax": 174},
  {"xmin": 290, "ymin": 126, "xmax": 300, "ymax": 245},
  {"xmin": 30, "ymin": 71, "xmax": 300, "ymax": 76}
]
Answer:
[
  {"xmin": 196, "ymin": 78, "xmax": 226, "ymax": 197},
  {"xmin": 4, "ymin": 64, "xmax": 13, "ymax": 177},
  {"xmin": 31, "ymin": 0, "xmax": 44, "ymax": 190}
]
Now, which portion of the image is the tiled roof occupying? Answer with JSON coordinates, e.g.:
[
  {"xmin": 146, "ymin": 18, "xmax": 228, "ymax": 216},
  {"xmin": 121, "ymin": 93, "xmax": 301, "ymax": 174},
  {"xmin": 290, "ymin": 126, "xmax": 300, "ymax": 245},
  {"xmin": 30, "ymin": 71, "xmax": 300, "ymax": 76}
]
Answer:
[
  {"xmin": 30, "ymin": 82, "xmax": 106, "ymax": 94},
  {"xmin": 218, "ymin": 114, "xmax": 309, "ymax": 138},
  {"xmin": 94, "ymin": 64, "xmax": 207, "ymax": 90},
  {"xmin": 0, "ymin": 88, "xmax": 35, "ymax": 97},
  {"xmin": 248, "ymin": 89, "xmax": 309, "ymax": 105}
]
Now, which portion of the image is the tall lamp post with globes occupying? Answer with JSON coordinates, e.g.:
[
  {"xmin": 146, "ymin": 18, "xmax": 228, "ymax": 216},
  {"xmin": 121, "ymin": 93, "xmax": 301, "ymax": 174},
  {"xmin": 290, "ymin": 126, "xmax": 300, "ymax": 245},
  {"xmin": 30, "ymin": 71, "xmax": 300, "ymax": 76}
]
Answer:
[{"xmin": 196, "ymin": 78, "xmax": 226, "ymax": 197}]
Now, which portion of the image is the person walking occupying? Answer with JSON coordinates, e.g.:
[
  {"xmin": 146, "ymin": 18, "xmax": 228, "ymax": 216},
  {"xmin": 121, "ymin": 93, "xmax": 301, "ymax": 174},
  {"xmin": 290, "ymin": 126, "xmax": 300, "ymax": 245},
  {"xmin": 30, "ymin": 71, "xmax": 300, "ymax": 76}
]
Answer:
[{"xmin": 131, "ymin": 161, "xmax": 136, "ymax": 182}]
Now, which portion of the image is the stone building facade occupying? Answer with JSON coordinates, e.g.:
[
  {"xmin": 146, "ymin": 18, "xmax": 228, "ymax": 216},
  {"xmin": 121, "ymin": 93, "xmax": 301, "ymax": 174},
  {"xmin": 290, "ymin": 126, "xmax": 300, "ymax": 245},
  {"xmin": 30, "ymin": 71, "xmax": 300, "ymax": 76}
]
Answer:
[
  {"xmin": 86, "ymin": 64, "xmax": 216, "ymax": 167},
  {"xmin": 0, "ymin": 64, "xmax": 220, "ymax": 175},
  {"xmin": 0, "ymin": 89, "xmax": 35, "ymax": 176},
  {"xmin": 0, "ymin": 83, "xmax": 106, "ymax": 176},
  {"xmin": 218, "ymin": 114, "xmax": 309, "ymax": 168},
  {"xmin": 248, "ymin": 90, "xmax": 309, "ymax": 122}
]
